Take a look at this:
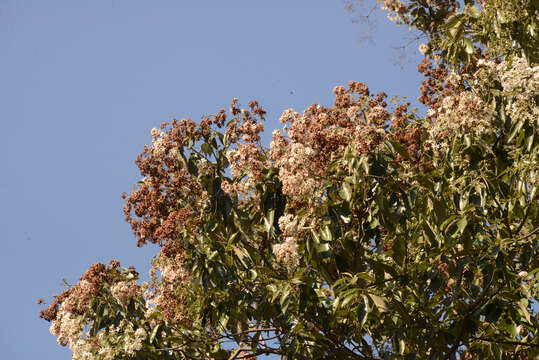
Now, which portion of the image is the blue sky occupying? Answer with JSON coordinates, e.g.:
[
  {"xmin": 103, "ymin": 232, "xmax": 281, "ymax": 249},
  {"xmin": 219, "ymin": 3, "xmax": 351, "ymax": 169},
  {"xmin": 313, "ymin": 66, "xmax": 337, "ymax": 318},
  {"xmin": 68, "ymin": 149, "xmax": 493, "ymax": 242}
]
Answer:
[{"xmin": 0, "ymin": 1, "xmax": 423, "ymax": 358}]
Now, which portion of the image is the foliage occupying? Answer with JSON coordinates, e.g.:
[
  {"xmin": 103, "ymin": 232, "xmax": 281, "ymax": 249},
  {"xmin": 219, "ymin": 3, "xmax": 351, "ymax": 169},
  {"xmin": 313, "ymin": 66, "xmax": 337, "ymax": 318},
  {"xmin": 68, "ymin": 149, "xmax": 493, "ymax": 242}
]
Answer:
[
  {"xmin": 40, "ymin": 1, "xmax": 538, "ymax": 359},
  {"xmin": 370, "ymin": 0, "xmax": 538, "ymax": 65}
]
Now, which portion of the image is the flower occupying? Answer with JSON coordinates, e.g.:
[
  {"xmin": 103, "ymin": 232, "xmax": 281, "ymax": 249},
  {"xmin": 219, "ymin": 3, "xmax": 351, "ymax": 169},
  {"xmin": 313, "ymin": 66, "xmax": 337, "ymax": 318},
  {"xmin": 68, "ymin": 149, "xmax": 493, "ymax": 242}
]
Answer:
[
  {"xmin": 111, "ymin": 281, "xmax": 140, "ymax": 307},
  {"xmin": 273, "ymin": 237, "xmax": 299, "ymax": 269}
]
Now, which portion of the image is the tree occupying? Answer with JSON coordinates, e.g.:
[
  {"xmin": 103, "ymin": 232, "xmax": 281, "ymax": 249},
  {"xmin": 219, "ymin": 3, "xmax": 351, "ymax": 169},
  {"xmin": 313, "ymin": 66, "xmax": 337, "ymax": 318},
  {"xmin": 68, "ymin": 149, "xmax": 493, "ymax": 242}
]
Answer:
[{"xmin": 40, "ymin": 1, "xmax": 538, "ymax": 359}]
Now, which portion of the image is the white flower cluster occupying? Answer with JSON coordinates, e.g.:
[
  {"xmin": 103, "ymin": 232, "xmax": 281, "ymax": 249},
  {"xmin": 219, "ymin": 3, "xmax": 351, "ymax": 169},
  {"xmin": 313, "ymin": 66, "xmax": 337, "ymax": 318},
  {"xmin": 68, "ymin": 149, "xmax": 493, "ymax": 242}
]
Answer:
[
  {"xmin": 272, "ymin": 237, "xmax": 299, "ymax": 269},
  {"xmin": 429, "ymin": 91, "xmax": 494, "ymax": 147},
  {"xmin": 271, "ymin": 129, "xmax": 318, "ymax": 197},
  {"xmin": 196, "ymin": 158, "xmax": 213, "ymax": 177},
  {"xmin": 50, "ymin": 310, "xmax": 85, "ymax": 347},
  {"xmin": 151, "ymin": 127, "xmax": 169, "ymax": 157},
  {"xmin": 60, "ymin": 280, "xmax": 93, "ymax": 314},
  {"xmin": 418, "ymin": 43, "xmax": 429, "ymax": 55},
  {"xmin": 77, "ymin": 321, "xmax": 147, "ymax": 360},
  {"xmin": 278, "ymin": 214, "xmax": 301, "ymax": 237},
  {"xmin": 71, "ymin": 339, "xmax": 99, "ymax": 360},
  {"xmin": 423, "ymin": 60, "xmax": 525, "ymax": 152},
  {"xmin": 226, "ymin": 143, "xmax": 268, "ymax": 194},
  {"xmin": 111, "ymin": 281, "xmax": 140, "ymax": 307},
  {"xmin": 160, "ymin": 255, "xmax": 189, "ymax": 283},
  {"xmin": 445, "ymin": 72, "xmax": 462, "ymax": 88},
  {"xmin": 49, "ymin": 309, "xmax": 142, "ymax": 360},
  {"xmin": 272, "ymin": 214, "xmax": 307, "ymax": 269},
  {"xmin": 124, "ymin": 326, "xmax": 147, "ymax": 355},
  {"xmin": 378, "ymin": 0, "xmax": 409, "ymax": 24},
  {"xmin": 473, "ymin": 57, "xmax": 538, "ymax": 126},
  {"xmin": 499, "ymin": 58, "xmax": 539, "ymax": 126},
  {"xmin": 282, "ymin": 142, "xmax": 317, "ymax": 196}
]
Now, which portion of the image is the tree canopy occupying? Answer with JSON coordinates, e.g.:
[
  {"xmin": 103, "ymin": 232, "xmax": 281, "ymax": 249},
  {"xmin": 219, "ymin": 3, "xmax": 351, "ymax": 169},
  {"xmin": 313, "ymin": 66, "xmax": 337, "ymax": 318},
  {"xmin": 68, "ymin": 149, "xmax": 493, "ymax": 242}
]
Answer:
[{"xmin": 40, "ymin": 1, "xmax": 538, "ymax": 359}]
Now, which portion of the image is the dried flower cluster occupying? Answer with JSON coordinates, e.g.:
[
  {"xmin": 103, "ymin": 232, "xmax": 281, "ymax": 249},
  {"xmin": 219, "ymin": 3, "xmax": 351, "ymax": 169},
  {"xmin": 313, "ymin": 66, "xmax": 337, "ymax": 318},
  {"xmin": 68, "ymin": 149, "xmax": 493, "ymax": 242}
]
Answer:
[
  {"xmin": 270, "ymin": 81, "xmax": 418, "ymax": 198},
  {"xmin": 123, "ymin": 119, "xmax": 202, "ymax": 247}
]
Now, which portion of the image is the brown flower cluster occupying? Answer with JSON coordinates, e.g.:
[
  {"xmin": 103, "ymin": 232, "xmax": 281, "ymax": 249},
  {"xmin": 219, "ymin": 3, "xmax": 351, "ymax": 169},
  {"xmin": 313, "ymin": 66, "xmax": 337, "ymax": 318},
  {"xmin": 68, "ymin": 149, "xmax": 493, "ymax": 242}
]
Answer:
[
  {"xmin": 40, "ymin": 261, "xmax": 132, "ymax": 321},
  {"xmin": 270, "ymin": 81, "xmax": 421, "ymax": 197},
  {"xmin": 418, "ymin": 58, "xmax": 451, "ymax": 110},
  {"xmin": 123, "ymin": 100, "xmax": 267, "ymax": 247},
  {"xmin": 39, "ymin": 260, "xmax": 146, "ymax": 350},
  {"xmin": 39, "ymin": 262, "xmax": 114, "ymax": 323},
  {"xmin": 146, "ymin": 239, "xmax": 191, "ymax": 324},
  {"xmin": 226, "ymin": 99, "xmax": 266, "ymax": 144},
  {"xmin": 122, "ymin": 119, "xmax": 205, "ymax": 247}
]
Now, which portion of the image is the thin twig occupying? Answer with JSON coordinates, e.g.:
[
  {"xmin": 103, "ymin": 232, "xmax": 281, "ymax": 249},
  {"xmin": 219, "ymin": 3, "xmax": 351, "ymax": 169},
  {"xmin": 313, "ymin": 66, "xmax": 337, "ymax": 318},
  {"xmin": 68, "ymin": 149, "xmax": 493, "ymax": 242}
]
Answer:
[{"xmin": 472, "ymin": 336, "xmax": 539, "ymax": 348}]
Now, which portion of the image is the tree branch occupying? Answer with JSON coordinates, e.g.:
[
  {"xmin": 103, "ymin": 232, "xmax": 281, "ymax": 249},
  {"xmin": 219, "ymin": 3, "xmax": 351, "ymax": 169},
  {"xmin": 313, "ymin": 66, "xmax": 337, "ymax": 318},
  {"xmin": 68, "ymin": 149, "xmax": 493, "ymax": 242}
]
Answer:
[{"xmin": 472, "ymin": 336, "xmax": 539, "ymax": 348}]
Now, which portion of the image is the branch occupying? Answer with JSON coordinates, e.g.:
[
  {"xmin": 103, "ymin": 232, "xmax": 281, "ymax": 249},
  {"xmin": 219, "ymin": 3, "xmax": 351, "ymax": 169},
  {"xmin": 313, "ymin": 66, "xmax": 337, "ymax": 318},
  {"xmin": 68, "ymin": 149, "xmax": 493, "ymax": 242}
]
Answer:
[
  {"xmin": 229, "ymin": 347, "xmax": 283, "ymax": 360},
  {"xmin": 515, "ymin": 227, "xmax": 539, "ymax": 242},
  {"xmin": 218, "ymin": 327, "xmax": 277, "ymax": 340},
  {"xmin": 227, "ymin": 347, "xmax": 243, "ymax": 360},
  {"xmin": 391, "ymin": 34, "xmax": 424, "ymax": 51},
  {"xmin": 502, "ymin": 227, "xmax": 539, "ymax": 245},
  {"xmin": 514, "ymin": 204, "xmax": 532, "ymax": 235},
  {"xmin": 472, "ymin": 336, "xmax": 539, "ymax": 348},
  {"xmin": 443, "ymin": 283, "xmax": 501, "ymax": 360},
  {"xmin": 156, "ymin": 327, "xmax": 279, "ymax": 354}
]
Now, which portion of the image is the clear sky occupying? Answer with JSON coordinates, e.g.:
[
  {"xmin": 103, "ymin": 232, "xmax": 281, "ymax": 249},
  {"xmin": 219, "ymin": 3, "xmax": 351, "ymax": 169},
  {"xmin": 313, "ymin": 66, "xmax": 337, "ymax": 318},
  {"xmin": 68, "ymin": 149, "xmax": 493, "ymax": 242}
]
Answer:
[{"xmin": 0, "ymin": 1, "xmax": 424, "ymax": 358}]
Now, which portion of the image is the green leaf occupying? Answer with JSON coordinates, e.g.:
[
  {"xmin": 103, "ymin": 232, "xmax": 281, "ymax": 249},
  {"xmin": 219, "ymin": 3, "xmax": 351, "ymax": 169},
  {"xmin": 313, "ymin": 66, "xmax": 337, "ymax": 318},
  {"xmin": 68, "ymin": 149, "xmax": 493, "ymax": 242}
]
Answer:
[
  {"xmin": 368, "ymin": 293, "xmax": 389, "ymax": 313},
  {"xmin": 340, "ymin": 291, "xmax": 357, "ymax": 309},
  {"xmin": 441, "ymin": 215, "xmax": 459, "ymax": 232},
  {"xmin": 456, "ymin": 217, "xmax": 468, "ymax": 234},
  {"xmin": 463, "ymin": 38, "xmax": 474, "ymax": 55},
  {"xmin": 340, "ymin": 214, "xmax": 351, "ymax": 223},
  {"xmin": 450, "ymin": 22, "xmax": 464, "ymax": 40},
  {"xmin": 464, "ymin": 134, "xmax": 472, "ymax": 148},
  {"xmin": 264, "ymin": 209, "xmax": 275, "ymax": 232},
  {"xmin": 149, "ymin": 324, "xmax": 160, "ymax": 343},
  {"xmin": 232, "ymin": 246, "xmax": 250, "ymax": 269},
  {"xmin": 201, "ymin": 142, "xmax": 212, "ymax": 155},
  {"xmin": 358, "ymin": 295, "xmax": 370, "ymax": 327},
  {"xmin": 422, "ymin": 221, "xmax": 438, "ymax": 247},
  {"xmin": 395, "ymin": 335, "xmax": 405, "ymax": 355},
  {"xmin": 484, "ymin": 302, "xmax": 503, "ymax": 323},
  {"xmin": 507, "ymin": 120, "xmax": 525, "ymax": 143},
  {"xmin": 517, "ymin": 298, "xmax": 531, "ymax": 323},
  {"xmin": 187, "ymin": 157, "xmax": 198, "ymax": 177},
  {"xmin": 340, "ymin": 182, "xmax": 353, "ymax": 202},
  {"xmin": 504, "ymin": 318, "xmax": 519, "ymax": 338},
  {"xmin": 360, "ymin": 156, "xmax": 370, "ymax": 174},
  {"xmin": 392, "ymin": 236, "xmax": 406, "ymax": 266},
  {"xmin": 445, "ymin": 13, "xmax": 463, "ymax": 29},
  {"xmin": 387, "ymin": 139, "xmax": 410, "ymax": 160},
  {"xmin": 316, "ymin": 242, "xmax": 330, "ymax": 256},
  {"xmin": 248, "ymin": 269, "xmax": 258, "ymax": 281},
  {"xmin": 321, "ymin": 225, "xmax": 333, "ymax": 241}
]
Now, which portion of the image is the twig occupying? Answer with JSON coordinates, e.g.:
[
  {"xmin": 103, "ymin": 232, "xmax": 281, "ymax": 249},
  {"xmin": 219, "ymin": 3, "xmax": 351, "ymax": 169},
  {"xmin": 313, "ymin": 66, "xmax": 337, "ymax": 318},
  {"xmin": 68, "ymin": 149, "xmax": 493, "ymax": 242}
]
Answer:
[{"xmin": 471, "ymin": 336, "xmax": 539, "ymax": 348}]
